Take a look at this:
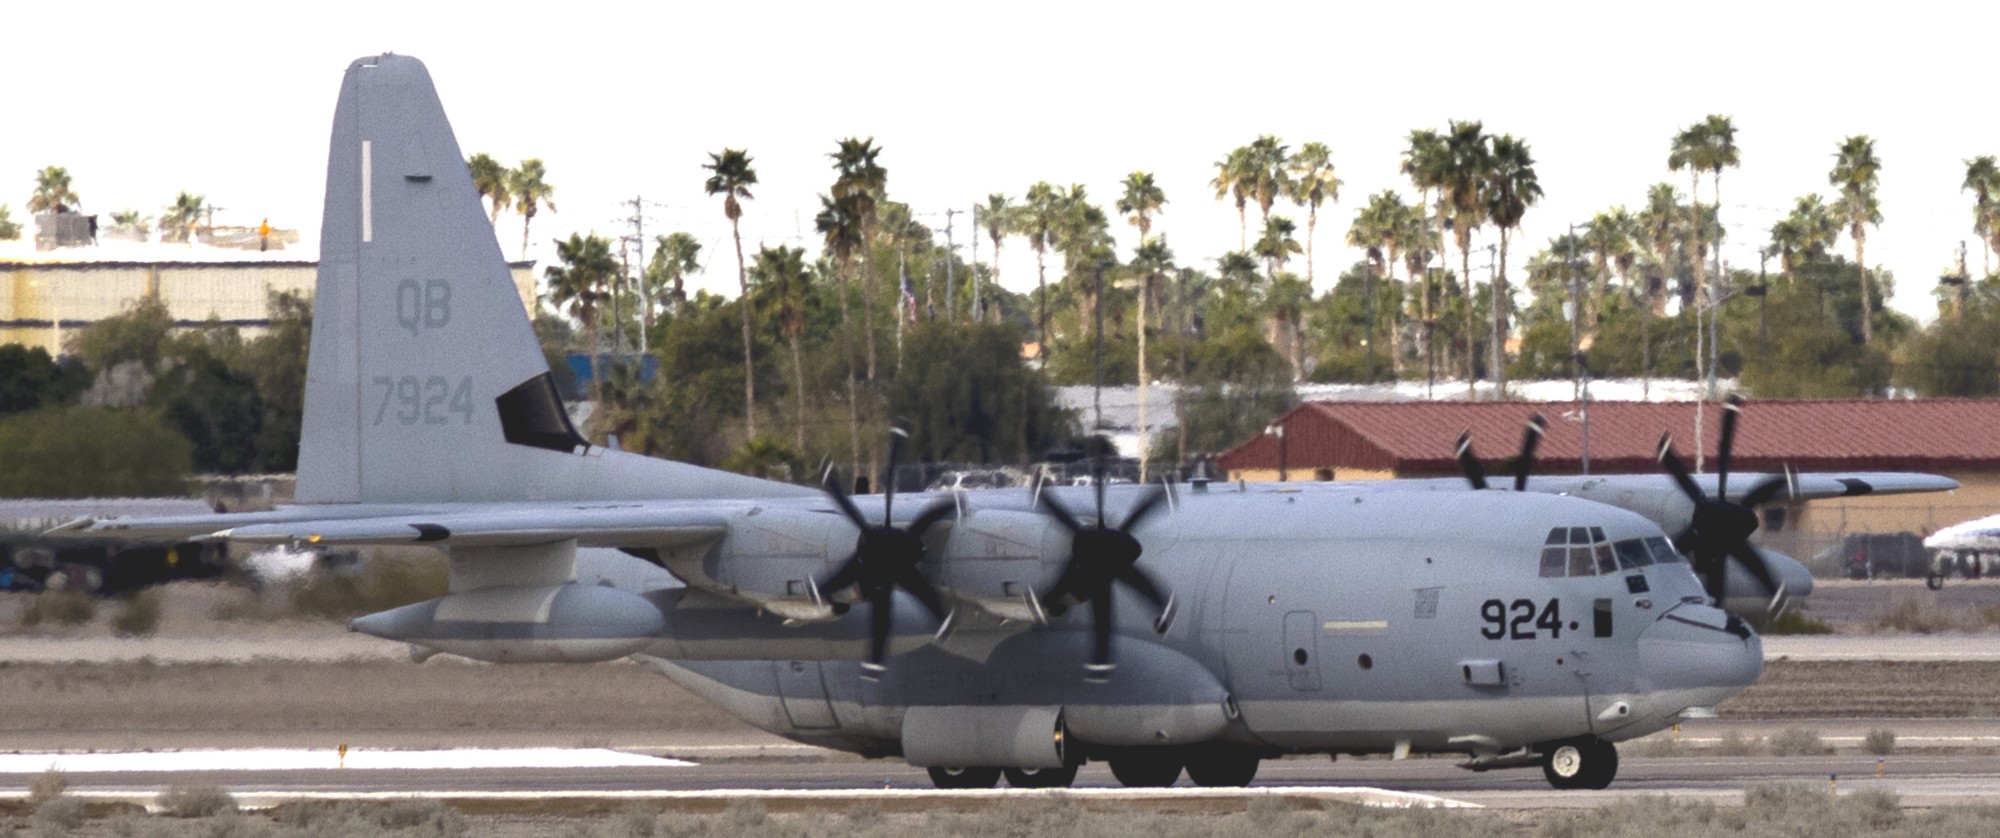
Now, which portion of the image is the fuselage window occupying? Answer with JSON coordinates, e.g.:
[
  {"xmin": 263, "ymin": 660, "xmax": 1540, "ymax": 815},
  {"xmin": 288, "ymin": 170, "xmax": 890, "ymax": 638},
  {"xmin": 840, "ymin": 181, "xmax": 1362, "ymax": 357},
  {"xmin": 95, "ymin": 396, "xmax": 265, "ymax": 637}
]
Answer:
[{"xmin": 1613, "ymin": 539, "xmax": 1654, "ymax": 569}]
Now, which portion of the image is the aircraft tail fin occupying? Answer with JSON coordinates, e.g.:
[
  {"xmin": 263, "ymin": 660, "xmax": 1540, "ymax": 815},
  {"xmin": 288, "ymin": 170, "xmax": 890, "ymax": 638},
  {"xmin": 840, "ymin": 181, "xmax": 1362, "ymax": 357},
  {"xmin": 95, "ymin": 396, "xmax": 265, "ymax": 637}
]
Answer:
[{"xmin": 298, "ymin": 55, "xmax": 806, "ymax": 504}]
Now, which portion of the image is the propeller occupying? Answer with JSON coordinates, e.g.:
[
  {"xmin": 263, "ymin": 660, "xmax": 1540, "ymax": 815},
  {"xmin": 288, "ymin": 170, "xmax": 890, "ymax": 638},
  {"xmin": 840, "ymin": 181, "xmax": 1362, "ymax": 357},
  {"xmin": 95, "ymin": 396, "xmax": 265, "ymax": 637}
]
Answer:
[
  {"xmin": 1036, "ymin": 437, "xmax": 1175, "ymax": 681},
  {"xmin": 1454, "ymin": 414, "xmax": 1548, "ymax": 492},
  {"xmin": 816, "ymin": 421, "xmax": 956, "ymax": 680},
  {"xmin": 1654, "ymin": 397, "xmax": 1791, "ymax": 604}
]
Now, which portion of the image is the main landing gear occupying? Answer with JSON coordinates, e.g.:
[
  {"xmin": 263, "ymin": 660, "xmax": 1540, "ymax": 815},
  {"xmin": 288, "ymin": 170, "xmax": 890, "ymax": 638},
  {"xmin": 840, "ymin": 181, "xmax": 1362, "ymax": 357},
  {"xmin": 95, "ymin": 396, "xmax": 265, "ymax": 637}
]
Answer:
[
  {"xmin": 1541, "ymin": 738, "xmax": 1618, "ymax": 790},
  {"xmin": 925, "ymin": 747, "xmax": 1263, "ymax": 789}
]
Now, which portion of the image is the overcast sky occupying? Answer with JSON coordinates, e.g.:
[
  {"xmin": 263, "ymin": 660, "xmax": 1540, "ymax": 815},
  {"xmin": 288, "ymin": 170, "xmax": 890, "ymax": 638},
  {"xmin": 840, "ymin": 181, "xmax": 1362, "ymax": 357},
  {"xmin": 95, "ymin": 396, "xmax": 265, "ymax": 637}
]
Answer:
[{"xmin": 8, "ymin": 1, "xmax": 1995, "ymax": 324}]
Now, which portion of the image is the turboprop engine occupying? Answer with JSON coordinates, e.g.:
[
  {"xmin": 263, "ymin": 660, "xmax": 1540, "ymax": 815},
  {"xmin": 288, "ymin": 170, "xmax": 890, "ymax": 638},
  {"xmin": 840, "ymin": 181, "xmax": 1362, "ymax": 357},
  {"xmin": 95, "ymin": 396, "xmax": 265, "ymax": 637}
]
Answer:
[
  {"xmin": 655, "ymin": 507, "xmax": 857, "ymax": 622},
  {"xmin": 931, "ymin": 510, "xmax": 1072, "ymax": 622}
]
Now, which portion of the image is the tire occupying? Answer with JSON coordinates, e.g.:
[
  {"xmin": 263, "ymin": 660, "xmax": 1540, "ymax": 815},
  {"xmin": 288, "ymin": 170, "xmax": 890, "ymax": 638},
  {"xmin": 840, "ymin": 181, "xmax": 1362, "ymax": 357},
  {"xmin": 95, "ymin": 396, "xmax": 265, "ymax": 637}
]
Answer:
[
  {"xmin": 1004, "ymin": 764, "xmax": 1079, "ymax": 788},
  {"xmin": 926, "ymin": 766, "xmax": 1001, "ymax": 789},
  {"xmin": 1542, "ymin": 739, "xmax": 1617, "ymax": 790},
  {"xmin": 1109, "ymin": 755, "xmax": 1183, "ymax": 788},
  {"xmin": 1184, "ymin": 749, "xmax": 1260, "ymax": 787},
  {"xmin": 1927, "ymin": 573, "xmax": 1946, "ymax": 591}
]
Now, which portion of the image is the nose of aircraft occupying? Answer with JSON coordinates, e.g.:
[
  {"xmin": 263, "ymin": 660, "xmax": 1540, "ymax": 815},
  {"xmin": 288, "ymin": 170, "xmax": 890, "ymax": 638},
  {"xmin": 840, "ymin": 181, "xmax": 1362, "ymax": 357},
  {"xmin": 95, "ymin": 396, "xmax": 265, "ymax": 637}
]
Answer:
[{"xmin": 1637, "ymin": 602, "xmax": 1764, "ymax": 714}]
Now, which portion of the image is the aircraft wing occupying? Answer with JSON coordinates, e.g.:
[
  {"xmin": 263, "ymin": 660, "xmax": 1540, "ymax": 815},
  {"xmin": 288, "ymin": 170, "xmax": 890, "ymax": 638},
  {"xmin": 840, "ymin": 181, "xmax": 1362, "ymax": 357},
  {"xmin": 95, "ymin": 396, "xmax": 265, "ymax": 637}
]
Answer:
[
  {"xmin": 50, "ymin": 503, "xmax": 730, "ymax": 550},
  {"xmin": 1548, "ymin": 471, "xmax": 1961, "ymax": 503}
]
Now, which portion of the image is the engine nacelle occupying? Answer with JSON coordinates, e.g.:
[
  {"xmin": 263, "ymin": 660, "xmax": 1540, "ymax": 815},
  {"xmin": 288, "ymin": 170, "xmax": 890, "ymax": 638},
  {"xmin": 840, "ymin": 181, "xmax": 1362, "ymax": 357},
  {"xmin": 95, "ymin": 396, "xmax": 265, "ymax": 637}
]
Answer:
[
  {"xmin": 1721, "ymin": 547, "xmax": 1815, "ymax": 629},
  {"xmin": 933, "ymin": 510, "xmax": 1070, "ymax": 622},
  {"xmin": 660, "ymin": 507, "xmax": 855, "ymax": 622},
  {"xmin": 902, "ymin": 705, "xmax": 1067, "ymax": 768},
  {"xmin": 350, "ymin": 583, "xmax": 664, "ymax": 663}
]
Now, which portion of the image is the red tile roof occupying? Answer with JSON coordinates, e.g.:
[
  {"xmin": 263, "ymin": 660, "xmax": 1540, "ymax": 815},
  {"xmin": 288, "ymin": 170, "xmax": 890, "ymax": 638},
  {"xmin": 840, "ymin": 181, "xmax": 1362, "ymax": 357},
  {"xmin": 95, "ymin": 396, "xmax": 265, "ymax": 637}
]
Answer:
[{"xmin": 1213, "ymin": 400, "xmax": 2000, "ymax": 474}]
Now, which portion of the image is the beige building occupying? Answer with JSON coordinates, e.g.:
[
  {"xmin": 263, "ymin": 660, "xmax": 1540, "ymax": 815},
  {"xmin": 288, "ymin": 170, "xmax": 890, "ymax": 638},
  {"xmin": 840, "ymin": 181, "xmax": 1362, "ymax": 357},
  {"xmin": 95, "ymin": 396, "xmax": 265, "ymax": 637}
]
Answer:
[{"xmin": 1, "ymin": 258, "xmax": 537, "ymax": 356}]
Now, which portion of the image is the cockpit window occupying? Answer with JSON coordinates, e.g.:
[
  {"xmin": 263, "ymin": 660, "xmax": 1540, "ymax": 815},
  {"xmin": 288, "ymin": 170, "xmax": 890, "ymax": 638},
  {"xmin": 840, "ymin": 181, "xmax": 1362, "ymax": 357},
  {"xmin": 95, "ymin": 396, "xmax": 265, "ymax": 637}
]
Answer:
[
  {"xmin": 1543, "ymin": 527, "xmax": 1631, "ymax": 577},
  {"xmin": 1594, "ymin": 542, "xmax": 1618, "ymax": 575},
  {"xmin": 1613, "ymin": 539, "xmax": 1655, "ymax": 569},
  {"xmin": 1645, "ymin": 536, "xmax": 1685, "ymax": 564}
]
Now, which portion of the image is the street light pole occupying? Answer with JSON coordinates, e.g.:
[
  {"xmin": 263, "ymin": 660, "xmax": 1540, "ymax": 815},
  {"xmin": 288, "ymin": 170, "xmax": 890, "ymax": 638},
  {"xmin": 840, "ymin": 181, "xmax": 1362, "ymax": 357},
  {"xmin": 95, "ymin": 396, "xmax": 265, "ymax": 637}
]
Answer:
[{"xmin": 1266, "ymin": 423, "xmax": 1289, "ymax": 482}]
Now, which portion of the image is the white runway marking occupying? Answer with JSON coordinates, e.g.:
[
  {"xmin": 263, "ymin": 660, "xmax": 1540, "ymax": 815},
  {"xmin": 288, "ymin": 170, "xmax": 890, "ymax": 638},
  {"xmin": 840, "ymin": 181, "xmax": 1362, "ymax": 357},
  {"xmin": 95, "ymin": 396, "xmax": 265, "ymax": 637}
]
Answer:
[
  {"xmin": 0, "ymin": 748, "xmax": 692, "ymax": 773},
  {"xmin": 51, "ymin": 786, "xmax": 1477, "ymax": 811}
]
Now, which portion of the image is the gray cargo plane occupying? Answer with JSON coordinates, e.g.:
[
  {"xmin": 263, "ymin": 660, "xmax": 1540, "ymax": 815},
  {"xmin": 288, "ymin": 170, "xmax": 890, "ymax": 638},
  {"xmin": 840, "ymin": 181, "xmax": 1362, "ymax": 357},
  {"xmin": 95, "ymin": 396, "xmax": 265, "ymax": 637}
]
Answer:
[{"xmin": 61, "ymin": 54, "xmax": 1957, "ymax": 791}]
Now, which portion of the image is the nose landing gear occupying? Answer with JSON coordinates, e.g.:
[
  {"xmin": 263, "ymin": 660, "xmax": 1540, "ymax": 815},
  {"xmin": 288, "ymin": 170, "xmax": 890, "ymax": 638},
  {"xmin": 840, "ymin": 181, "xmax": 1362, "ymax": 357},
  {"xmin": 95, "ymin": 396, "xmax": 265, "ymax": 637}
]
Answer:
[{"xmin": 1541, "ymin": 738, "xmax": 1618, "ymax": 790}]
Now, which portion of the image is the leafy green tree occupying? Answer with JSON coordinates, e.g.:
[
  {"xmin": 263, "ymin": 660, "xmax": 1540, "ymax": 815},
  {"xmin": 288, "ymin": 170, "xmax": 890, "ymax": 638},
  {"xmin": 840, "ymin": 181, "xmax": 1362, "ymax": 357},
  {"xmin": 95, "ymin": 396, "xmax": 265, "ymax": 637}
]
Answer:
[
  {"xmin": 750, "ymin": 244, "xmax": 814, "ymax": 449},
  {"xmin": 511, "ymin": 158, "xmax": 556, "ymax": 261},
  {"xmin": 161, "ymin": 192, "xmax": 204, "ymax": 243},
  {"xmin": 153, "ymin": 332, "xmax": 264, "ymax": 474},
  {"xmin": 1830, "ymin": 135, "xmax": 1884, "ymax": 343},
  {"xmin": 0, "ymin": 205, "xmax": 19, "ymax": 240},
  {"xmin": 467, "ymin": 153, "xmax": 513, "ymax": 225},
  {"xmin": 0, "ymin": 407, "xmax": 192, "ymax": 498},
  {"xmin": 1161, "ymin": 328, "xmax": 1296, "ymax": 462},
  {"xmin": 1584, "ymin": 207, "xmax": 1638, "ymax": 334},
  {"xmin": 241, "ymin": 291, "xmax": 312, "ymax": 472},
  {"xmin": 888, "ymin": 321, "xmax": 1077, "ymax": 465},
  {"xmin": 703, "ymin": 147, "xmax": 759, "ymax": 438},
  {"xmin": 29, "ymin": 166, "xmax": 80, "ymax": 214},
  {"xmin": 0, "ymin": 345, "xmax": 88, "ymax": 416},
  {"xmin": 74, "ymin": 296, "xmax": 174, "ymax": 372},
  {"xmin": 108, "ymin": 210, "xmax": 151, "ymax": 240},
  {"xmin": 1899, "ymin": 309, "xmax": 2000, "ymax": 397},
  {"xmin": 1286, "ymin": 142, "xmax": 1341, "ymax": 283},
  {"xmin": 544, "ymin": 233, "xmax": 618, "ymax": 409}
]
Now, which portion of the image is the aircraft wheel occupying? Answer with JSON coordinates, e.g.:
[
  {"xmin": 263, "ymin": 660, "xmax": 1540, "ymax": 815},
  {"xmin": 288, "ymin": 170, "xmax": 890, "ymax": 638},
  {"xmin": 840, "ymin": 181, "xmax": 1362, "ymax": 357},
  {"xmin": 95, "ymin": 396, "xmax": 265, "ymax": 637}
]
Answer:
[
  {"xmin": 927, "ymin": 766, "xmax": 1001, "ymax": 789},
  {"xmin": 1542, "ymin": 739, "xmax": 1617, "ymax": 790},
  {"xmin": 1927, "ymin": 573, "xmax": 1946, "ymax": 591},
  {"xmin": 1109, "ymin": 755, "xmax": 1183, "ymax": 787},
  {"xmin": 1184, "ymin": 749, "xmax": 1260, "ymax": 787},
  {"xmin": 1004, "ymin": 764, "xmax": 1078, "ymax": 788}
]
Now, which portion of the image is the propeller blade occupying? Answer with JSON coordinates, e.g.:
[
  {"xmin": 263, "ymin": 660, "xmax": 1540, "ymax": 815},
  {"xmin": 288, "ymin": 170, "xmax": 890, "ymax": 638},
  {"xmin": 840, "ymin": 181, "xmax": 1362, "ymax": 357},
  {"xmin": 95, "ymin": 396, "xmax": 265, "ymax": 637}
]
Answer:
[
  {"xmin": 907, "ymin": 499, "xmax": 956, "ymax": 538},
  {"xmin": 1513, "ymin": 414, "xmax": 1547, "ymax": 492},
  {"xmin": 865, "ymin": 586, "xmax": 894, "ymax": 673},
  {"xmin": 1727, "ymin": 540, "xmax": 1781, "ymax": 600},
  {"xmin": 1656, "ymin": 433, "xmax": 1706, "ymax": 504},
  {"xmin": 1092, "ymin": 437, "xmax": 1109, "ymax": 524},
  {"xmin": 1038, "ymin": 491, "xmax": 1087, "ymax": 535},
  {"xmin": 1119, "ymin": 485, "xmax": 1170, "ymax": 533},
  {"xmin": 822, "ymin": 469, "xmax": 870, "ymax": 529},
  {"xmin": 894, "ymin": 565, "xmax": 951, "ymax": 621},
  {"xmin": 1737, "ymin": 474, "xmax": 1790, "ymax": 509},
  {"xmin": 1115, "ymin": 564, "xmax": 1169, "ymax": 610},
  {"xmin": 1716, "ymin": 396, "xmax": 1742, "ymax": 499},
  {"xmin": 1455, "ymin": 430, "xmax": 1489, "ymax": 490},
  {"xmin": 818, "ymin": 554, "xmax": 863, "ymax": 596},
  {"xmin": 1088, "ymin": 592, "xmax": 1116, "ymax": 676}
]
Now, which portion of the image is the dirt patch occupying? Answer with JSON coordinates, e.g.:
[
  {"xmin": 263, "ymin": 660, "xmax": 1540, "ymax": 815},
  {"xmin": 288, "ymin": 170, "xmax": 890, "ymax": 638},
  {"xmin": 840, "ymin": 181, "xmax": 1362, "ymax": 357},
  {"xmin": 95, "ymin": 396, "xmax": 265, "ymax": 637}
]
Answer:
[{"xmin": 1721, "ymin": 660, "xmax": 2000, "ymax": 718}]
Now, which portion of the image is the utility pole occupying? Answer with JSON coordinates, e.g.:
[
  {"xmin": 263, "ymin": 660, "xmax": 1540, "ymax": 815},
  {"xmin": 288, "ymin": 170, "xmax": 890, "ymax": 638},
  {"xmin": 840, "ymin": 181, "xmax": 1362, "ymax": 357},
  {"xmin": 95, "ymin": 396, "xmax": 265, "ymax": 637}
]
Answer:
[
  {"xmin": 969, "ymin": 203, "xmax": 982, "ymax": 323},
  {"xmin": 943, "ymin": 208, "xmax": 957, "ymax": 322},
  {"xmin": 1489, "ymin": 243, "xmax": 1504, "ymax": 400},
  {"xmin": 1567, "ymin": 223, "xmax": 1582, "ymax": 400},
  {"xmin": 624, "ymin": 195, "xmax": 649, "ymax": 352}
]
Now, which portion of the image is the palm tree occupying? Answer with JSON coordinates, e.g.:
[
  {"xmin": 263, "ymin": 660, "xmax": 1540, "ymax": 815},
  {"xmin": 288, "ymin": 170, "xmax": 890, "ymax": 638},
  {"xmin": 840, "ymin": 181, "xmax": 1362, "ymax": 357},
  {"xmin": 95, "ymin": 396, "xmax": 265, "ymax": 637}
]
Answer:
[
  {"xmin": 645, "ymin": 231, "xmax": 702, "ymax": 318},
  {"xmin": 1764, "ymin": 194, "xmax": 1840, "ymax": 284},
  {"xmin": 1584, "ymin": 208, "xmax": 1637, "ymax": 332},
  {"xmin": 1117, "ymin": 172, "xmax": 1167, "ymax": 326},
  {"xmin": 704, "ymin": 147, "xmax": 759, "ymax": 437},
  {"xmin": 1401, "ymin": 130, "xmax": 1450, "ymax": 323},
  {"xmin": 751, "ymin": 244, "xmax": 814, "ymax": 450},
  {"xmin": 1484, "ymin": 134, "xmax": 1541, "ymax": 397},
  {"xmin": 545, "ymin": 233, "xmax": 618, "ymax": 407},
  {"xmin": 1022, "ymin": 181, "xmax": 1063, "ymax": 355},
  {"xmin": 1668, "ymin": 122, "xmax": 1710, "ymax": 315},
  {"xmin": 510, "ymin": 158, "xmax": 555, "ymax": 261},
  {"xmin": 1830, "ymin": 135, "xmax": 1883, "ymax": 343},
  {"xmin": 1700, "ymin": 116, "xmax": 1740, "ymax": 256},
  {"xmin": 1347, "ymin": 192, "xmax": 1402, "ymax": 379},
  {"xmin": 1254, "ymin": 215, "xmax": 1302, "ymax": 276},
  {"xmin": 830, "ymin": 138, "xmax": 888, "ymax": 382},
  {"xmin": 29, "ymin": 166, "xmax": 80, "ymax": 215},
  {"xmin": 0, "ymin": 206, "xmax": 20, "ymax": 241},
  {"xmin": 979, "ymin": 193, "xmax": 1016, "ymax": 323},
  {"xmin": 1287, "ymin": 142, "xmax": 1343, "ymax": 285},
  {"xmin": 161, "ymin": 192, "xmax": 205, "ymax": 244},
  {"xmin": 1636, "ymin": 183, "xmax": 1682, "ymax": 317},
  {"xmin": 1442, "ymin": 121, "xmax": 1492, "ymax": 388},
  {"xmin": 1056, "ymin": 185, "xmax": 1115, "ymax": 348},
  {"xmin": 468, "ymin": 153, "xmax": 513, "ymax": 226},
  {"xmin": 1129, "ymin": 238, "xmax": 1174, "ymax": 479},
  {"xmin": 1211, "ymin": 147, "xmax": 1254, "ymax": 250},
  {"xmin": 1964, "ymin": 156, "xmax": 2000, "ymax": 274},
  {"xmin": 1247, "ymin": 135, "xmax": 1291, "ymax": 225},
  {"xmin": 109, "ymin": 209, "xmax": 152, "ymax": 241},
  {"xmin": 815, "ymin": 191, "xmax": 867, "ymax": 473}
]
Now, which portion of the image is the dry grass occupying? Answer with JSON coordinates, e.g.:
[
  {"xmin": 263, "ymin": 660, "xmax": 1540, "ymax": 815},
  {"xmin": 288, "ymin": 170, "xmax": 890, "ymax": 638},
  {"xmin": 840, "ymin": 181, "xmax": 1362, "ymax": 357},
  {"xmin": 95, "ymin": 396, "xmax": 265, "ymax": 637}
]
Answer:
[
  {"xmin": 1864, "ymin": 728, "xmax": 1899, "ymax": 756},
  {"xmin": 111, "ymin": 588, "xmax": 163, "ymax": 636},
  {"xmin": 18, "ymin": 589, "xmax": 97, "ymax": 628},
  {"xmin": 158, "ymin": 783, "xmax": 237, "ymax": 817},
  {"xmin": 213, "ymin": 553, "xmax": 448, "ymax": 622}
]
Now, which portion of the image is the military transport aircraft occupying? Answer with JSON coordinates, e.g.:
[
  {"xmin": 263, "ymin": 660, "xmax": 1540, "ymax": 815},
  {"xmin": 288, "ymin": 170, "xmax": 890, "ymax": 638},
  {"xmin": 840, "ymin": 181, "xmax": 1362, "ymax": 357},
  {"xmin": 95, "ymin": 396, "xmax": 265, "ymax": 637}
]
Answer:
[{"xmin": 57, "ymin": 54, "xmax": 1958, "ymax": 792}]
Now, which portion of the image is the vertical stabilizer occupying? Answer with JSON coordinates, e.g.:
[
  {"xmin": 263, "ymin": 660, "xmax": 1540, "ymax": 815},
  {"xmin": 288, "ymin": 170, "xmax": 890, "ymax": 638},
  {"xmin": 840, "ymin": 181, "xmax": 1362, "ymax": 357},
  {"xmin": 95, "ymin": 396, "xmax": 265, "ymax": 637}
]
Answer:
[{"xmin": 298, "ymin": 55, "xmax": 806, "ymax": 504}]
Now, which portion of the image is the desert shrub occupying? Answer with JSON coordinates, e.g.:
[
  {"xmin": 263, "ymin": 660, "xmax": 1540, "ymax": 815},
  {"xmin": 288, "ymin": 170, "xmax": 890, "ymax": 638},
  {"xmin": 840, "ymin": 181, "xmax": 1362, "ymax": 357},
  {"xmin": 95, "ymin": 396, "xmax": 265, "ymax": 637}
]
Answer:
[
  {"xmin": 1864, "ymin": 728, "xmax": 1898, "ymax": 755},
  {"xmin": 1715, "ymin": 730, "xmax": 1765, "ymax": 756},
  {"xmin": 1768, "ymin": 727, "xmax": 1827, "ymax": 756},
  {"xmin": 1620, "ymin": 734, "xmax": 1688, "ymax": 758},
  {"xmin": 158, "ymin": 783, "xmax": 236, "ymax": 817},
  {"xmin": 26, "ymin": 768, "xmax": 67, "ymax": 806},
  {"xmin": 1768, "ymin": 608, "xmax": 1833, "ymax": 635},
  {"xmin": 289, "ymin": 554, "xmax": 448, "ymax": 619},
  {"xmin": 379, "ymin": 798, "xmax": 466, "ymax": 835},
  {"xmin": 110, "ymin": 589, "xmax": 163, "ymax": 636},
  {"xmin": 1876, "ymin": 598, "xmax": 1964, "ymax": 634},
  {"xmin": 20, "ymin": 590, "xmax": 97, "ymax": 627}
]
